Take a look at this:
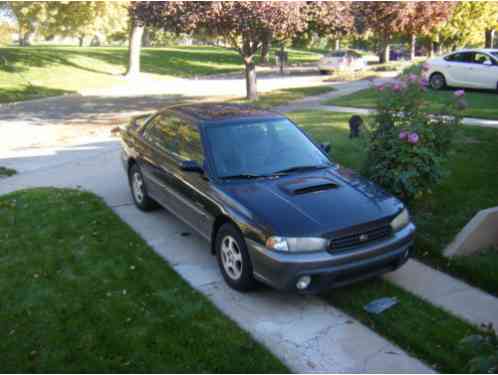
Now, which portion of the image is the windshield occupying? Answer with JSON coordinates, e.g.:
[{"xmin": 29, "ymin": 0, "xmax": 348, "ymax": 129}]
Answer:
[
  {"xmin": 490, "ymin": 52, "xmax": 498, "ymax": 59},
  {"xmin": 206, "ymin": 119, "xmax": 330, "ymax": 178},
  {"xmin": 326, "ymin": 51, "xmax": 346, "ymax": 58}
]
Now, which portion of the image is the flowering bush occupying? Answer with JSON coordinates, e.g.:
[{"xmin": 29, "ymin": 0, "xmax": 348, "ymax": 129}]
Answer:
[{"xmin": 363, "ymin": 74, "xmax": 464, "ymax": 201}]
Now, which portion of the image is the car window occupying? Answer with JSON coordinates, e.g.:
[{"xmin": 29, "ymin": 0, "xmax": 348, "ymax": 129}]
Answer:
[
  {"xmin": 176, "ymin": 122, "xmax": 204, "ymax": 164},
  {"xmin": 348, "ymin": 51, "xmax": 362, "ymax": 58},
  {"xmin": 205, "ymin": 119, "xmax": 329, "ymax": 178},
  {"xmin": 472, "ymin": 52, "xmax": 493, "ymax": 65},
  {"xmin": 445, "ymin": 52, "xmax": 473, "ymax": 63},
  {"xmin": 145, "ymin": 113, "xmax": 180, "ymax": 153},
  {"xmin": 326, "ymin": 51, "xmax": 346, "ymax": 58},
  {"xmin": 490, "ymin": 52, "xmax": 498, "ymax": 59},
  {"xmin": 146, "ymin": 112, "xmax": 204, "ymax": 163}
]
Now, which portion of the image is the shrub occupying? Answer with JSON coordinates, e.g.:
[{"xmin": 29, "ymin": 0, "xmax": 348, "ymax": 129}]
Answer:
[
  {"xmin": 459, "ymin": 324, "xmax": 498, "ymax": 374},
  {"xmin": 362, "ymin": 74, "xmax": 464, "ymax": 201}
]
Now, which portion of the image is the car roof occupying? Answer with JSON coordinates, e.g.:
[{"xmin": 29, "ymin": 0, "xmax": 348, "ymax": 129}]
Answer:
[
  {"xmin": 167, "ymin": 103, "xmax": 285, "ymax": 124},
  {"xmin": 447, "ymin": 48, "xmax": 498, "ymax": 54}
]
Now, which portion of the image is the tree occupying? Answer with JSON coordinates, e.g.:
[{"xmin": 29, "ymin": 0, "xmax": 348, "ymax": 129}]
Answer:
[
  {"xmin": 125, "ymin": 17, "xmax": 144, "ymax": 76},
  {"xmin": 403, "ymin": 2, "xmax": 454, "ymax": 60},
  {"xmin": 9, "ymin": 1, "xmax": 48, "ymax": 46},
  {"xmin": 353, "ymin": 1, "xmax": 412, "ymax": 63},
  {"xmin": 436, "ymin": 2, "xmax": 498, "ymax": 50},
  {"xmin": 133, "ymin": 1, "xmax": 307, "ymax": 99},
  {"xmin": 40, "ymin": 2, "xmax": 128, "ymax": 47},
  {"xmin": 306, "ymin": 2, "xmax": 354, "ymax": 51}
]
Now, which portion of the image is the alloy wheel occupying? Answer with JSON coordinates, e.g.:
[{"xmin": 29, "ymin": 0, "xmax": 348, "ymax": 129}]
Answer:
[
  {"xmin": 430, "ymin": 74, "xmax": 445, "ymax": 90},
  {"xmin": 132, "ymin": 172, "xmax": 144, "ymax": 203},
  {"xmin": 220, "ymin": 235, "xmax": 243, "ymax": 280}
]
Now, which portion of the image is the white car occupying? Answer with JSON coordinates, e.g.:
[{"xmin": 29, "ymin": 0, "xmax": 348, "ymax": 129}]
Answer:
[
  {"xmin": 318, "ymin": 49, "xmax": 367, "ymax": 74},
  {"xmin": 422, "ymin": 49, "xmax": 498, "ymax": 91}
]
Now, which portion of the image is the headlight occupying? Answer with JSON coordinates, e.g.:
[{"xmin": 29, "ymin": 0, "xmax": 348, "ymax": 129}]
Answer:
[
  {"xmin": 266, "ymin": 236, "xmax": 328, "ymax": 252},
  {"xmin": 390, "ymin": 208, "xmax": 410, "ymax": 232}
]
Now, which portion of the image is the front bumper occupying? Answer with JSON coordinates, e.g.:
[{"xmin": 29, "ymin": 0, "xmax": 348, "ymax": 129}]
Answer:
[{"xmin": 247, "ymin": 223, "xmax": 415, "ymax": 294}]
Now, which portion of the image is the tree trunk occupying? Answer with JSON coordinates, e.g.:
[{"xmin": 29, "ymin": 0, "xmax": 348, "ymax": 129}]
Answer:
[
  {"xmin": 410, "ymin": 34, "xmax": 416, "ymax": 60},
  {"xmin": 78, "ymin": 36, "xmax": 85, "ymax": 47},
  {"xmin": 334, "ymin": 38, "xmax": 340, "ymax": 50},
  {"xmin": 20, "ymin": 30, "xmax": 33, "ymax": 46},
  {"xmin": 379, "ymin": 42, "xmax": 390, "ymax": 64},
  {"xmin": 428, "ymin": 39, "xmax": 434, "ymax": 58},
  {"xmin": 260, "ymin": 33, "xmax": 271, "ymax": 64},
  {"xmin": 435, "ymin": 42, "xmax": 442, "ymax": 56},
  {"xmin": 279, "ymin": 45, "xmax": 285, "ymax": 75},
  {"xmin": 142, "ymin": 27, "xmax": 151, "ymax": 47},
  {"xmin": 125, "ymin": 21, "xmax": 144, "ymax": 77},
  {"xmin": 485, "ymin": 29, "xmax": 495, "ymax": 48},
  {"xmin": 244, "ymin": 57, "xmax": 257, "ymax": 100}
]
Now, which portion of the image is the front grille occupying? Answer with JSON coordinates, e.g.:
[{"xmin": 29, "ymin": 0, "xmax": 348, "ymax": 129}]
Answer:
[{"xmin": 329, "ymin": 225, "xmax": 392, "ymax": 251}]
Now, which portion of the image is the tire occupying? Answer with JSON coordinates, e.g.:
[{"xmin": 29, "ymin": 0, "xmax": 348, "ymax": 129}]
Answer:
[
  {"xmin": 429, "ymin": 73, "xmax": 446, "ymax": 90},
  {"xmin": 128, "ymin": 164, "xmax": 157, "ymax": 211},
  {"xmin": 319, "ymin": 70, "xmax": 329, "ymax": 75},
  {"xmin": 215, "ymin": 223, "xmax": 257, "ymax": 292}
]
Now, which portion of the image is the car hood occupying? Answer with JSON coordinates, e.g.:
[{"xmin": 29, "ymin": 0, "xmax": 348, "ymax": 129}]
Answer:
[{"xmin": 218, "ymin": 166, "xmax": 403, "ymax": 237}]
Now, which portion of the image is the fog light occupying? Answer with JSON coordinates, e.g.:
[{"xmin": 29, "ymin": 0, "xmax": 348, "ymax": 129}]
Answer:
[{"xmin": 296, "ymin": 275, "xmax": 311, "ymax": 290}]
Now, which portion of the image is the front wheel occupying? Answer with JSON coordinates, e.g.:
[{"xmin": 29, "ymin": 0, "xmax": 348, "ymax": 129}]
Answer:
[
  {"xmin": 128, "ymin": 164, "xmax": 157, "ymax": 211},
  {"xmin": 215, "ymin": 223, "xmax": 257, "ymax": 292},
  {"xmin": 429, "ymin": 73, "xmax": 446, "ymax": 90}
]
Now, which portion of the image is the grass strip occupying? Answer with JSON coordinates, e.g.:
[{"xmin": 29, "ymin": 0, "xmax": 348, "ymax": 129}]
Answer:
[
  {"xmin": 0, "ymin": 188, "xmax": 288, "ymax": 373},
  {"xmin": 233, "ymin": 85, "xmax": 336, "ymax": 109},
  {"xmin": 323, "ymin": 278, "xmax": 482, "ymax": 373},
  {"xmin": 322, "ymin": 87, "xmax": 498, "ymax": 120}
]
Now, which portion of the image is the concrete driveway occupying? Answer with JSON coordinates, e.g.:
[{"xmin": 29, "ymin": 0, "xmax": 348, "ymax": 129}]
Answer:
[{"xmin": 0, "ymin": 138, "xmax": 431, "ymax": 373}]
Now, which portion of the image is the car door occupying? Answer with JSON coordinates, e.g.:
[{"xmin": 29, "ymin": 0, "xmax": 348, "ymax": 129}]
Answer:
[
  {"xmin": 168, "ymin": 116, "xmax": 214, "ymax": 238},
  {"xmin": 141, "ymin": 112, "xmax": 181, "ymax": 210},
  {"xmin": 145, "ymin": 111, "xmax": 213, "ymax": 239},
  {"xmin": 443, "ymin": 52, "xmax": 475, "ymax": 87},
  {"xmin": 468, "ymin": 52, "xmax": 498, "ymax": 89}
]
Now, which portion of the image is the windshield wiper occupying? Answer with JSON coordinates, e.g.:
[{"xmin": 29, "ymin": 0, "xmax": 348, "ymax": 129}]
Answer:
[
  {"xmin": 272, "ymin": 164, "xmax": 330, "ymax": 175},
  {"xmin": 219, "ymin": 173, "xmax": 270, "ymax": 180}
]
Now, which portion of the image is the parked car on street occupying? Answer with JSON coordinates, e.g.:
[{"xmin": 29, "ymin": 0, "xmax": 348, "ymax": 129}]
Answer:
[
  {"xmin": 318, "ymin": 49, "xmax": 367, "ymax": 74},
  {"xmin": 121, "ymin": 103, "xmax": 415, "ymax": 293},
  {"xmin": 422, "ymin": 49, "xmax": 498, "ymax": 91}
]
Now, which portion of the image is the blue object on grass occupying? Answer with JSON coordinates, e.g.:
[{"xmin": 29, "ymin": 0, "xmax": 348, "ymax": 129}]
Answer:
[{"xmin": 363, "ymin": 297, "xmax": 398, "ymax": 314}]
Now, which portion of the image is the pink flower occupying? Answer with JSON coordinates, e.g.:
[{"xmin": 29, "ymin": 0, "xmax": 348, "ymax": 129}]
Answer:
[
  {"xmin": 407, "ymin": 132, "xmax": 420, "ymax": 145},
  {"xmin": 454, "ymin": 89, "xmax": 465, "ymax": 97},
  {"xmin": 399, "ymin": 131, "xmax": 409, "ymax": 140},
  {"xmin": 375, "ymin": 84, "xmax": 385, "ymax": 91},
  {"xmin": 408, "ymin": 74, "xmax": 418, "ymax": 82},
  {"xmin": 392, "ymin": 83, "xmax": 401, "ymax": 92},
  {"xmin": 419, "ymin": 78, "xmax": 429, "ymax": 87}
]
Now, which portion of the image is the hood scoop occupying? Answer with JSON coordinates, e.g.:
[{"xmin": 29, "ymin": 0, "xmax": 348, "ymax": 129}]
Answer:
[{"xmin": 279, "ymin": 177, "xmax": 339, "ymax": 196}]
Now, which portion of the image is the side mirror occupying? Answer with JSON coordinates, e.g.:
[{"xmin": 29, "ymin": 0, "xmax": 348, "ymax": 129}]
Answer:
[
  {"xmin": 320, "ymin": 143, "xmax": 331, "ymax": 154},
  {"xmin": 180, "ymin": 160, "xmax": 204, "ymax": 173}
]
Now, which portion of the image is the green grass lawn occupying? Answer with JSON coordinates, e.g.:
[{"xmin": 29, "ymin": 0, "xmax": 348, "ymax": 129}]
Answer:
[
  {"xmin": 0, "ymin": 166, "xmax": 16, "ymax": 177},
  {"xmin": 0, "ymin": 45, "xmax": 322, "ymax": 103},
  {"xmin": 323, "ymin": 87, "xmax": 498, "ymax": 120},
  {"xmin": 288, "ymin": 110, "xmax": 498, "ymax": 297},
  {"xmin": 324, "ymin": 279, "xmax": 482, "ymax": 373},
  {"xmin": 234, "ymin": 85, "xmax": 336, "ymax": 109},
  {"xmin": 0, "ymin": 188, "xmax": 287, "ymax": 373}
]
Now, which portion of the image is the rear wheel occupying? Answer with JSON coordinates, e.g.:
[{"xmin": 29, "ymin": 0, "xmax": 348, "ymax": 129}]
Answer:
[
  {"xmin": 215, "ymin": 223, "xmax": 257, "ymax": 292},
  {"xmin": 319, "ymin": 70, "xmax": 329, "ymax": 75},
  {"xmin": 128, "ymin": 164, "xmax": 157, "ymax": 211},
  {"xmin": 429, "ymin": 73, "xmax": 446, "ymax": 90}
]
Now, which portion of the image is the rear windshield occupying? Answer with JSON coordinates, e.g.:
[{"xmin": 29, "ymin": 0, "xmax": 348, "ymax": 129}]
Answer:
[{"xmin": 326, "ymin": 51, "xmax": 346, "ymax": 57}]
